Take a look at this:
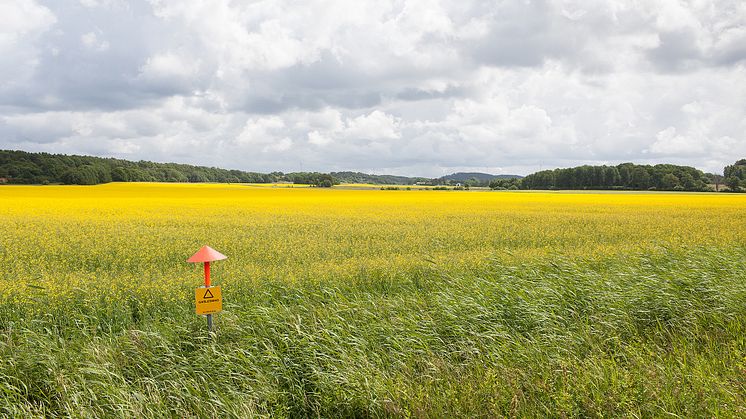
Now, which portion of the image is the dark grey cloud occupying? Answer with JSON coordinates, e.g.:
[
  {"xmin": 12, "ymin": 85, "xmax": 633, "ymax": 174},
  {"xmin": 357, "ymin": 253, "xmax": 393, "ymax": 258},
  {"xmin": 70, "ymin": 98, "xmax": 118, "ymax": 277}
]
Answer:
[
  {"xmin": 469, "ymin": 0, "xmax": 571, "ymax": 67},
  {"xmin": 646, "ymin": 29, "xmax": 702, "ymax": 72},
  {"xmin": 396, "ymin": 85, "xmax": 467, "ymax": 101}
]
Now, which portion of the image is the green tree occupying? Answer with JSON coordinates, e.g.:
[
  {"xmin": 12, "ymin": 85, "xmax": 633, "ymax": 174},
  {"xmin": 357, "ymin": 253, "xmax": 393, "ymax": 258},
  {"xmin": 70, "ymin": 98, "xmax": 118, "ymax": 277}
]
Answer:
[
  {"xmin": 61, "ymin": 166, "xmax": 99, "ymax": 185},
  {"xmin": 464, "ymin": 177, "xmax": 482, "ymax": 188},
  {"xmin": 660, "ymin": 173, "xmax": 680, "ymax": 190},
  {"xmin": 630, "ymin": 167, "xmax": 651, "ymax": 189},
  {"xmin": 618, "ymin": 163, "xmax": 635, "ymax": 186},
  {"xmin": 679, "ymin": 172, "xmax": 696, "ymax": 190},
  {"xmin": 725, "ymin": 176, "xmax": 741, "ymax": 192},
  {"xmin": 162, "ymin": 169, "xmax": 188, "ymax": 182},
  {"xmin": 91, "ymin": 164, "xmax": 112, "ymax": 183},
  {"xmin": 316, "ymin": 174, "xmax": 335, "ymax": 187},
  {"xmin": 724, "ymin": 159, "xmax": 746, "ymax": 181},
  {"xmin": 188, "ymin": 171, "xmax": 210, "ymax": 183},
  {"xmin": 112, "ymin": 167, "xmax": 130, "ymax": 182},
  {"xmin": 489, "ymin": 178, "xmax": 521, "ymax": 190},
  {"xmin": 604, "ymin": 166, "xmax": 621, "ymax": 187}
]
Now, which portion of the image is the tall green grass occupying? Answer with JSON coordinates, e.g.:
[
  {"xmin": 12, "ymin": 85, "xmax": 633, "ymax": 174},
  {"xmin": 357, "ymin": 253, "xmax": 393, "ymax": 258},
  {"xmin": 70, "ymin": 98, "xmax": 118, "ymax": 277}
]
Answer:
[{"xmin": 1, "ymin": 246, "xmax": 745, "ymax": 417}]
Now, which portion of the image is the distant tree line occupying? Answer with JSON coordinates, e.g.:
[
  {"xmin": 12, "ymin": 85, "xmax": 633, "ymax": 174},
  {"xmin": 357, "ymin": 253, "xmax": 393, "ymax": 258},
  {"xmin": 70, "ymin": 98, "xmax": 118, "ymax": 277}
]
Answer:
[
  {"xmin": 0, "ymin": 150, "xmax": 431, "ymax": 187},
  {"xmin": 518, "ymin": 163, "xmax": 714, "ymax": 191},
  {"xmin": 2, "ymin": 149, "xmax": 744, "ymax": 192},
  {"xmin": 288, "ymin": 172, "xmax": 336, "ymax": 188},
  {"xmin": 489, "ymin": 178, "xmax": 521, "ymax": 190},
  {"xmin": 0, "ymin": 150, "xmax": 284, "ymax": 185},
  {"xmin": 330, "ymin": 171, "xmax": 430, "ymax": 185},
  {"xmin": 0, "ymin": 150, "xmax": 342, "ymax": 187}
]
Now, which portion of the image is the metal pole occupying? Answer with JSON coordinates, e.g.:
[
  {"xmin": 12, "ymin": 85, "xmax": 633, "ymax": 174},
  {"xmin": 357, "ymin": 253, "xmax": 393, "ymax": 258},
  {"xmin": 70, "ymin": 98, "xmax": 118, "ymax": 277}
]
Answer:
[
  {"xmin": 204, "ymin": 261, "xmax": 211, "ymax": 287},
  {"xmin": 204, "ymin": 261, "xmax": 212, "ymax": 333}
]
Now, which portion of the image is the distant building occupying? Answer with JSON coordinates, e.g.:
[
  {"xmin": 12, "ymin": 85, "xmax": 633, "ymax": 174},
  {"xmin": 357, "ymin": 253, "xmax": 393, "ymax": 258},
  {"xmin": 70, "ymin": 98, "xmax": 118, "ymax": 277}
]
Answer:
[{"xmin": 0, "ymin": 178, "xmax": 8, "ymax": 184}]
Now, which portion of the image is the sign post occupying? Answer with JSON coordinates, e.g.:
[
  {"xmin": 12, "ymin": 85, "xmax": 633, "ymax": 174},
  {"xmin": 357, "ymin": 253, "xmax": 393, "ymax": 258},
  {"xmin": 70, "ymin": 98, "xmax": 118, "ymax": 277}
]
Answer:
[{"xmin": 187, "ymin": 245, "xmax": 227, "ymax": 333}]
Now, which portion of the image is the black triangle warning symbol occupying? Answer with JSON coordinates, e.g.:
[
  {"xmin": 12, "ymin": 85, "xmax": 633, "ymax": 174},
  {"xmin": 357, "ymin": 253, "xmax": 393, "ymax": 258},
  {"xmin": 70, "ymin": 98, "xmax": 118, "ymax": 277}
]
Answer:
[{"xmin": 203, "ymin": 289, "xmax": 214, "ymax": 299}]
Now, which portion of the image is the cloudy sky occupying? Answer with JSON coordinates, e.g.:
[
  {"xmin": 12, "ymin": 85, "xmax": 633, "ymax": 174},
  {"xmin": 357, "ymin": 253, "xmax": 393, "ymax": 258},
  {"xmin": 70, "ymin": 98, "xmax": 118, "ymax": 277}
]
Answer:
[{"xmin": 1, "ymin": 0, "xmax": 745, "ymax": 176}]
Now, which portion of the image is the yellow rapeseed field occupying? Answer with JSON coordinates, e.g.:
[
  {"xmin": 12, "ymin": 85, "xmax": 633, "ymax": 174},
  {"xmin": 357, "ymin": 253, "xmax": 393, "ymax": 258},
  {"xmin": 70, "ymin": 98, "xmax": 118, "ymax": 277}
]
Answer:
[
  {"xmin": 1, "ymin": 183, "xmax": 744, "ymax": 307},
  {"xmin": 2, "ymin": 182, "xmax": 746, "ymax": 417}
]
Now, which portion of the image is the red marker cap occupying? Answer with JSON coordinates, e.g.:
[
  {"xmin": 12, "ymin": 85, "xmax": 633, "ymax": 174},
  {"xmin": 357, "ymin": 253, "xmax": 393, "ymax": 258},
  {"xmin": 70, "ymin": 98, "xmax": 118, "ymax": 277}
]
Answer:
[{"xmin": 187, "ymin": 245, "xmax": 228, "ymax": 263}]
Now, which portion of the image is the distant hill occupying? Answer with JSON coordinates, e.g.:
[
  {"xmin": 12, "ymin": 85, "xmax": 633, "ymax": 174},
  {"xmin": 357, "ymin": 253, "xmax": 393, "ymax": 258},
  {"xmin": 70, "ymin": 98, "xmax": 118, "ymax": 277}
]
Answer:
[{"xmin": 436, "ymin": 172, "xmax": 523, "ymax": 184}]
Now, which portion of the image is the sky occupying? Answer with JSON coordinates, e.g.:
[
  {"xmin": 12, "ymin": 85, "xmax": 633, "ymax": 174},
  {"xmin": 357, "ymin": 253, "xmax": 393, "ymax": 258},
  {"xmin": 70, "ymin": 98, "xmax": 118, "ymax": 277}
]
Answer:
[{"xmin": 1, "ymin": 0, "xmax": 745, "ymax": 177}]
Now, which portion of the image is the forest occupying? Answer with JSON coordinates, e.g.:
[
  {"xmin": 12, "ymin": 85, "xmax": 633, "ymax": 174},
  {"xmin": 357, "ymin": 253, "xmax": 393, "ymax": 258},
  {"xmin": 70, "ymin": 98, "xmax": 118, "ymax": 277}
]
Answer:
[
  {"xmin": 0, "ymin": 150, "xmax": 333, "ymax": 187},
  {"xmin": 514, "ymin": 161, "xmax": 746, "ymax": 192}
]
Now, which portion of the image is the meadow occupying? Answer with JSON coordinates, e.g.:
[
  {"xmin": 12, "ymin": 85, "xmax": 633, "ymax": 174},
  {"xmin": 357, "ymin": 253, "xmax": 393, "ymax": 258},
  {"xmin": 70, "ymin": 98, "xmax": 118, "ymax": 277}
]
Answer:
[{"xmin": 0, "ymin": 183, "xmax": 745, "ymax": 417}]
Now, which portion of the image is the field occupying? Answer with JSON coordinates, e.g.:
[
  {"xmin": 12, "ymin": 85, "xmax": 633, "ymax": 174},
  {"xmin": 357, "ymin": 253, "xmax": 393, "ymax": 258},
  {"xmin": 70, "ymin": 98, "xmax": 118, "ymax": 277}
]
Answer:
[{"xmin": 1, "ymin": 183, "xmax": 745, "ymax": 417}]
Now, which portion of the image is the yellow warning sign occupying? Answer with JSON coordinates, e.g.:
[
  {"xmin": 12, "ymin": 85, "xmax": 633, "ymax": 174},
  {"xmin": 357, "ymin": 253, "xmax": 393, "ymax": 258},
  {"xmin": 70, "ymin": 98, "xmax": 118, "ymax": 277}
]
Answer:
[{"xmin": 195, "ymin": 286, "xmax": 222, "ymax": 315}]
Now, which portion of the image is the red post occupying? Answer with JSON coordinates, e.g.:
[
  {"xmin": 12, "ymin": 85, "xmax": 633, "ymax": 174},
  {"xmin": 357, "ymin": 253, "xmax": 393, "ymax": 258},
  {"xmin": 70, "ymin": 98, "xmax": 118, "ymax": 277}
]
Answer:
[{"xmin": 188, "ymin": 246, "xmax": 227, "ymax": 335}]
